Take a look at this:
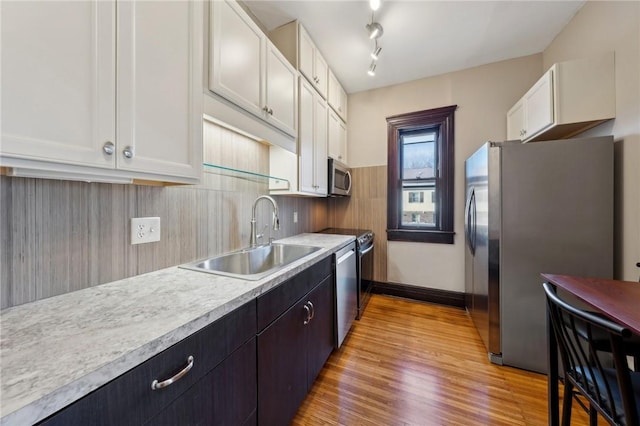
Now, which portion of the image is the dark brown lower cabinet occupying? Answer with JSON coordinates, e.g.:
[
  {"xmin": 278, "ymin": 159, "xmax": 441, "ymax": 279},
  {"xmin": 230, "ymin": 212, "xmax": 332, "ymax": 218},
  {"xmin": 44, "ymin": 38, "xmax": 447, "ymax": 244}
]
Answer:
[{"xmin": 257, "ymin": 275, "xmax": 334, "ymax": 426}]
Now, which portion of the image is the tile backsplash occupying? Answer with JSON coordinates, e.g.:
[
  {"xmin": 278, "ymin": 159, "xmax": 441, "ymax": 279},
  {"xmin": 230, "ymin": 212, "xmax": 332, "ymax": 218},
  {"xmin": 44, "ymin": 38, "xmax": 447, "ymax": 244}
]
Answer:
[{"xmin": 0, "ymin": 121, "xmax": 329, "ymax": 308}]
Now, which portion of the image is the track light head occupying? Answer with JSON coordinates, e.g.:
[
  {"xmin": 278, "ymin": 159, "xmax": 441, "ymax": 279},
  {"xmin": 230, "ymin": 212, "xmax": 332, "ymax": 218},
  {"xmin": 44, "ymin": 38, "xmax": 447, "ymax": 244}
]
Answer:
[
  {"xmin": 370, "ymin": 46, "xmax": 382, "ymax": 60},
  {"xmin": 367, "ymin": 63, "xmax": 376, "ymax": 76},
  {"xmin": 366, "ymin": 22, "xmax": 383, "ymax": 39}
]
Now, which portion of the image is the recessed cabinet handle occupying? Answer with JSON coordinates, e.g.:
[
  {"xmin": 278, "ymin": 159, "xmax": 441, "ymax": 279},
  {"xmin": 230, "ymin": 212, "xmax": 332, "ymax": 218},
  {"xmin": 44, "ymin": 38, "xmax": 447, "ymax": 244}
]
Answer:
[
  {"xmin": 151, "ymin": 355, "xmax": 194, "ymax": 390},
  {"xmin": 303, "ymin": 304, "xmax": 311, "ymax": 325},
  {"xmin": 122, "ymin": 146, "xmax": 134, "ymax": 159},
  {"xmin": 103, "ymin": 141, "xmax": 115, "ymax": 155}
]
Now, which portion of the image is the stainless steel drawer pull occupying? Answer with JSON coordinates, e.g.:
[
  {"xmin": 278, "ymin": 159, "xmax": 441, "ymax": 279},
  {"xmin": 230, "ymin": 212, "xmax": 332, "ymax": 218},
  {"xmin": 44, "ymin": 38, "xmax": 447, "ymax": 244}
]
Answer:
[
  {"xmin": 303, "ymin": 304, "xmax": 311, "ymax": 325},
  {"xmin": 151, "ymin": 355, "xmax": 194, "ymax": 390},
  {"xmin": 307, "ymin": 301, "xmax": 315, "ymax": 320}
]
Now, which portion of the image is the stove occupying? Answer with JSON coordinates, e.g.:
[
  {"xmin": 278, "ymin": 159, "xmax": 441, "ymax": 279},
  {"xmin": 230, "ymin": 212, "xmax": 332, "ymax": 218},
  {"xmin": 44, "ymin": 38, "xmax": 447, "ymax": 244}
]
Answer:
[{"xmin": 318, "ymin": 228, "xmax": 375, "ymax": 319}]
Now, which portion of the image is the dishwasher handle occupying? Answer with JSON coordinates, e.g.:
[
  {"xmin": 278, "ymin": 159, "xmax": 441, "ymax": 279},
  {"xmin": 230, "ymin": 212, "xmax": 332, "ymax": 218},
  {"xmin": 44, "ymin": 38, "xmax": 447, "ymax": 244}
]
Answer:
[{"xmin": 336, "ymin": 247, "xmax": 355, "ymax": 264}]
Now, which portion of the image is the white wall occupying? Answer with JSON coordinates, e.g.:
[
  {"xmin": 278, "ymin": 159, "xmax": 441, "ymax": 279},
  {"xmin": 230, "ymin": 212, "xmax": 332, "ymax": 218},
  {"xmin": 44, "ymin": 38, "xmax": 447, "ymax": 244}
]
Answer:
[
  {"xmin": 348, "ymin": 54, "xmax": 543, "ymax": 291},
  {"xmin": 543, "ymin": 1, "xmax": 640, "ymax": 281}
]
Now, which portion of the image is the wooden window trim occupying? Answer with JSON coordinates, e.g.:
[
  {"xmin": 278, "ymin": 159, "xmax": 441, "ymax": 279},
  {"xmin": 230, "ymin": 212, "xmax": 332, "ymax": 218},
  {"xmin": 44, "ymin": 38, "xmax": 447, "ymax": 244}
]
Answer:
[{"xmin": 387, "ymin": 105, "xmax": 457, "ymax": 244}]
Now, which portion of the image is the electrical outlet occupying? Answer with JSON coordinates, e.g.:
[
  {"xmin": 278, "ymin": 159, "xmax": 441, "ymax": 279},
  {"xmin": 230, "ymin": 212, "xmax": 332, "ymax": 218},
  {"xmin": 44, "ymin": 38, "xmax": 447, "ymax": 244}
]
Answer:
[
  {"xmin": 131, "ymin": 217, "xmax": 161, "ymax": 245},
  {"xmin": 293, "ymin": 211, "xmax": 298, "ymax": 223}
]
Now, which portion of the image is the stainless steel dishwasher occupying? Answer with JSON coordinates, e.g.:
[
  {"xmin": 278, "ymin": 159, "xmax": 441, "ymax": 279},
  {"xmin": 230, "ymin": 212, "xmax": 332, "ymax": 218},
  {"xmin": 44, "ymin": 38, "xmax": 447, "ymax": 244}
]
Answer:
[{"xmin": 335, "ymin": 242, "xmax": 357, "ymax": 347}]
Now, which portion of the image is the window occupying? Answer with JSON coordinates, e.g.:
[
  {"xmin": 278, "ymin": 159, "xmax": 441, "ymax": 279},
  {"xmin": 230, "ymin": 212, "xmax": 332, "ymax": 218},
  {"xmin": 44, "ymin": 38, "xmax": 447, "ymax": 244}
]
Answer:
[
  {"xmin": 387, "ymin": 105, "xmax": 456, "ymax": 244},
  {"xmin": 408, "ymin": 192, "xmax": 424, "ymax": 203}
]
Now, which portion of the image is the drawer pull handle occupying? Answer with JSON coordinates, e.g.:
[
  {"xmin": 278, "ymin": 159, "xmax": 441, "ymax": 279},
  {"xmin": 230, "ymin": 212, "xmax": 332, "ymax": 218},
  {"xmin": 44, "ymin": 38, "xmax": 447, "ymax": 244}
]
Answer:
[
  {"xmin": 307, "ymin": 301, "xmax": 315, "ymax": 320},
  {"xmin": 303, "ymin": 304, "xmax": 311, "ymax": 325},
  {"xmin": 151, "ymin": 355, "xmax": 194, "ymax": 390}
]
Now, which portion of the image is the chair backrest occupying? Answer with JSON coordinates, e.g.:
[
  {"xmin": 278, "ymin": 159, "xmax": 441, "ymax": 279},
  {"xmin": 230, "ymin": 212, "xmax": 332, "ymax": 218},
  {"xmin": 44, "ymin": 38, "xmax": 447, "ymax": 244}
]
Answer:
[{"xmin": 543, "ymin": 282, "xmax": 638, "ymax": 426}]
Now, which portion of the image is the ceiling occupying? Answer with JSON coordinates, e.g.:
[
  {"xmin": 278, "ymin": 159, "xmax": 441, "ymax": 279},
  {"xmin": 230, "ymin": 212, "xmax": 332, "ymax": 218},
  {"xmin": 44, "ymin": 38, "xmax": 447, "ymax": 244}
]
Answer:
[{"xmin": 242, "ymin": 0, "xmax": 585, "ymax": 94}]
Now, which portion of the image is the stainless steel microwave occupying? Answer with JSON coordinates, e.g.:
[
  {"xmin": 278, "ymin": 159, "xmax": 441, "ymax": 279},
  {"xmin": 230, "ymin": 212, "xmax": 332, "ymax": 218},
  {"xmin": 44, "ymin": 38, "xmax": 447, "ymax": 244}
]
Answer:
[{"xmin": 328, "ymin": 158, "xmax": 351, "ymax": 196}]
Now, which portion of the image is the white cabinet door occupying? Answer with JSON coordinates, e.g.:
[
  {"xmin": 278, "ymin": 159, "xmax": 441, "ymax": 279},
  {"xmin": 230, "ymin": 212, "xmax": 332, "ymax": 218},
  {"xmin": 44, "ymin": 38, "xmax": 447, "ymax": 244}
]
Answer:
[
  {"xmin": 328, "ymin": 69, "xmax": 347, "ymax": 122},
  {"xmin": 297, "ymin": 24, "xmax": 327, "ymax": 99},
  {"xmin": 328, "ymin": 109, "xmax": 347, "ymax": 163},
  {"xmin": 298, "ymin": 25, "xmax": 315, "ymax": 86},
  {"xmin": 1, "ymin": 1, "xmax": 115, "ymax": 168},
  {"xmin": 117, "ymin": 1, "xmax": 202, "ymax": 179},
  {"xmin": 314, "ymin": 51, "xmax": 328, "ymax": 99},
  {"xmin": 507, "ymin": 98, "xmax": 525, "ymax": 141},
  {"xmin": 298, "ymin": 79, "xmax": 315, "ymax": 194},
  {"xmin": 209, "ymin": 0, "xmax": 264, "ymax": 119},
  {"xmin": 298, "ymin": 78, "xmax": 327, "ymax": 196},
  {"xmin": 524, "ymin": 69, "xmax": 554, "ymax": 139},
  {"xmin": 314, "ymin": 92, "xmax": 328, "ymax": 196},
  {"xmin": 265, "ymin": 42, "xmax": 297, "ymax": 137}
]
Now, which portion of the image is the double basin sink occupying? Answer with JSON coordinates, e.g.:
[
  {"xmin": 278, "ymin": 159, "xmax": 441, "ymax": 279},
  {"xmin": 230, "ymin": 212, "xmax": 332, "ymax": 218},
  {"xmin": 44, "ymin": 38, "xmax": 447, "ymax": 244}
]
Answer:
[{"xmin": 180, "ymin": 243, "xmax": 322, "ymax": 281}]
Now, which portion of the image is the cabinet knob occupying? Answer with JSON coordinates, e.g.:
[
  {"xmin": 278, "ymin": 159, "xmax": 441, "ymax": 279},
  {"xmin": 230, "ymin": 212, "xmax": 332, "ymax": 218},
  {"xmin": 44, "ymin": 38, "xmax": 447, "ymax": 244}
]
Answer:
[
  {"xmin": 103, "ymin": 141, "xmax": 115, "ymax": 155},
  {"xmin": 268, "ymin": 108, "xmax": 273, "ymax": 115},
  {"xmin": 263, "ymin": 105, "xmax": 269, "ymax": 113},
  {"xmin": 122, "ymin": 146, "xmax": 134, "ymax": 159}
]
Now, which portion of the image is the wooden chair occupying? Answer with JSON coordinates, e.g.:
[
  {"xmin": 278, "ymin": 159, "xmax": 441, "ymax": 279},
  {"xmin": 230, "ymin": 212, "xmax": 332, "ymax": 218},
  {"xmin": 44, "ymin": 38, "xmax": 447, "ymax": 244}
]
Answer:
[{"xmin": 543, "ymin": 282, "xmax": 640, "ymax": 425}]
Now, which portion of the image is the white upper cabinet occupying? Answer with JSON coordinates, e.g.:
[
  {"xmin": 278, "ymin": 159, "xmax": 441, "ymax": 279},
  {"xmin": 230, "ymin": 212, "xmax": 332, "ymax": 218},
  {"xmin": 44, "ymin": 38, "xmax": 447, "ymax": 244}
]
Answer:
[
  {"xmin": 298, "ymin": 24, "xmax": 328, "ymax": 98},
  {"xmin": 117, "ymin": 1, "xmax": 203, "ymax": 179},
  {"xmin": 270, "ymin": 77, "xmax": 327, "ymax": 197},
  {"xmin": 328, "ymin": 109, "xmax": 347, "ymax": 165},
  {"xmin": 209, "ymin": 0, "xmax": 263, "ymax": 118},
  {"xmin": 265, "ymin": 42, "xmax": 298, "ymax": 136},
  {"xmin": 299, "ymin": 78, "xmax": 328, "ymax": 195},
  {"xmin": 328, "ymin": 69, "xmax": 348, "ymax": 122},
  {"xmin": 0, "ymin": 0, "xmax": 203, "ymax": 183},
  {"xmin": 507, "ymin": 52, "xmax": 615, "ymax": 143},
  {"xmin": 209, "ymin": 0, "xmax": 297, "ymax": 138},
  {"xmin": 1, "ymin": 1, "xmax": 116, "ymax": 169}
]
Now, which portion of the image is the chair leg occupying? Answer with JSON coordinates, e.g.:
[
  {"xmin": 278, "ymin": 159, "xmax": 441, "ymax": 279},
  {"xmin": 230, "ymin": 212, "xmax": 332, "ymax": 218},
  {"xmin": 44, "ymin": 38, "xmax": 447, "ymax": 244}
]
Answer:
[
  {"xmin": 589, "ymin": 404, "xmax": 598, "ymax": 426},
  {"xmin": 561, "ymin": 382, "xmax": 574, "ymax": 426}
]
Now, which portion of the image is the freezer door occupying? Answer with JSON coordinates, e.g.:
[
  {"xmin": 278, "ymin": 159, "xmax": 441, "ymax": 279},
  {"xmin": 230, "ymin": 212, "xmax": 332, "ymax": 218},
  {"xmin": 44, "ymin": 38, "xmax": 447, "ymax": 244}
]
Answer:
[{"xmin": 465, "ymin": 143, "xmax": 492, "ymax": 353}]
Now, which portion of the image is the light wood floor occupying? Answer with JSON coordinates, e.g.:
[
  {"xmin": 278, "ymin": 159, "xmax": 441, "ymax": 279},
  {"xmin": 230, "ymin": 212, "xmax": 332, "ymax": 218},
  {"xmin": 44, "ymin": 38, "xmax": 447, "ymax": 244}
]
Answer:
[{"xmin": 293, "ymin": 294, "xmax": 593, "ymax": 425}]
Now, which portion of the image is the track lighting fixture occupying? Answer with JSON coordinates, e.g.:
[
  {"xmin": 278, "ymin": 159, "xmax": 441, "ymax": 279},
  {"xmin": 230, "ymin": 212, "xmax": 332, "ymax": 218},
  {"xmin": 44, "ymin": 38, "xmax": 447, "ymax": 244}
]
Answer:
[
  {"xmin": 365, "ymin": 5, "xmax": 384, "ymax": 76},
  {"xmin": 367, "ymin": 62, "xmax": 376, "ymax": 76}
]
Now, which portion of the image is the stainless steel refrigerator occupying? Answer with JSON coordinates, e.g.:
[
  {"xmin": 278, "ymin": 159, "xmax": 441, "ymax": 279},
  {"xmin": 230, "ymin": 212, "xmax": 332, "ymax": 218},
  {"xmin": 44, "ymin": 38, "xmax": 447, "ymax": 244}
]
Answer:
[{"xmin": 464, "ymin": 136, "xmax": 613, "ymax": 373}]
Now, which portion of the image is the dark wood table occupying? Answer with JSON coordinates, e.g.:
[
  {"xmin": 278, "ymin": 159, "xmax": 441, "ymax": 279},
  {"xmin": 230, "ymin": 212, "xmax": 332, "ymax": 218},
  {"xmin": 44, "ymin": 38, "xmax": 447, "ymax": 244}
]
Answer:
[{"xmin": 541, "ymin": 274, "xmax": 640, "ymax": 426}]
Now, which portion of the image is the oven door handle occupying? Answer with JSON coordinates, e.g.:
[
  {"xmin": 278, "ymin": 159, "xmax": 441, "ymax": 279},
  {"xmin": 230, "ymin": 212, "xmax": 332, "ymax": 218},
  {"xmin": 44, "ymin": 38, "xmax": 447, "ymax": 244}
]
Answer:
[{"xmin": 360, "ymin": 244, "xmax": 374, "ymax": 256}]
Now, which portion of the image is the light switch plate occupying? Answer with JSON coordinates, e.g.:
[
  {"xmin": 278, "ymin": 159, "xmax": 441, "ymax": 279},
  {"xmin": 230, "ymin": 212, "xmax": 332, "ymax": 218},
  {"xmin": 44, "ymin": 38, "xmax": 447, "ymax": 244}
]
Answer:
[{"xmin": 131, "ymin": 217, "xmax": 161, "ymax": 245}]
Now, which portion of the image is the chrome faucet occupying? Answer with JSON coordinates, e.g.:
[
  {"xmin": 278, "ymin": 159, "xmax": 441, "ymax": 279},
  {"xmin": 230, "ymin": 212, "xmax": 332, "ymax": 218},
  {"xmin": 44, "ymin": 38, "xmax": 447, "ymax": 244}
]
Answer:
[{"xmin": 250, "ymin": 195, "xmax": 280, "ymax": 247}]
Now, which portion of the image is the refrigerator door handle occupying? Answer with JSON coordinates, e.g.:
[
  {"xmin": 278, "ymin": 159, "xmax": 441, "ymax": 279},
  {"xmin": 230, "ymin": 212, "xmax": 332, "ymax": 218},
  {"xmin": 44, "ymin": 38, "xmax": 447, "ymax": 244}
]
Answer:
[
  {"xmin": 471, "ymin": 190, "xmax": 477, "ymax": 254},
  {"xmin": 465, "ymin": 187, "xmax": 476, "ymax": 255}
]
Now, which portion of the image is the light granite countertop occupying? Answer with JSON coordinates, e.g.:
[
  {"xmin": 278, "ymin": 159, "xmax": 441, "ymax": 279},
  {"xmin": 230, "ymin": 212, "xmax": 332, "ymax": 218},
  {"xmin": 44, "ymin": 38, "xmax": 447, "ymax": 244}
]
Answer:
[{"xmin": 0, "ymin": 233, "xmax": 354, "ymax": 426}]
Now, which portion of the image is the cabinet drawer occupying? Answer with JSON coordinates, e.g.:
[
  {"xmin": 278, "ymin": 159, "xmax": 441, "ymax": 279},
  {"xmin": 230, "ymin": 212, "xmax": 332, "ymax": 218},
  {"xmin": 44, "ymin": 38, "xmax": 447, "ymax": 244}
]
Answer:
[
  {"xmin": 149, "ymin": 337, "xmax": 257, "ymax": 425},
  {"xmin": 39, "ymin": 300, "xmax": 256, "ymax": 425},
  {"xmin": 257, "ymin": 256, "xmax": 331, "ymax": 331}
]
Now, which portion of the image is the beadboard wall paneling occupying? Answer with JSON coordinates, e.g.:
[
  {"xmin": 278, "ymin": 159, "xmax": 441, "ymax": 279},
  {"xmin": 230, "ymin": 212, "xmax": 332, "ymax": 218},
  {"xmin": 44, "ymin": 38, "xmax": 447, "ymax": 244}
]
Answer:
[
  {"xmin": 0, "ymin": 122, "xmax": 329, "ymax": 309},
  {"xmin": 329, "ymin": 166, "xmax": 387, "ymax": 283}
]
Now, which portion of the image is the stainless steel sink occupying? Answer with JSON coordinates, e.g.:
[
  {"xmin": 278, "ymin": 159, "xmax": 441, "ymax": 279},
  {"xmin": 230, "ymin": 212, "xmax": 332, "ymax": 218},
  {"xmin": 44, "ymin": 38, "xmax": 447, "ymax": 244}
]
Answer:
[{"xmin": 179, "ymin": 243, "xmax": 322, "ymax": 280}]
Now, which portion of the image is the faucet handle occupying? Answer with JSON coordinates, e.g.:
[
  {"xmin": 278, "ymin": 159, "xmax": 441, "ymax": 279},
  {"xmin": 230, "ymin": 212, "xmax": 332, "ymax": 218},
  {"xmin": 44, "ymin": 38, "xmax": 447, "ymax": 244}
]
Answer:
[{"xmin": 256, "ymin": 224, "xmax": 268, "ymax": 243}]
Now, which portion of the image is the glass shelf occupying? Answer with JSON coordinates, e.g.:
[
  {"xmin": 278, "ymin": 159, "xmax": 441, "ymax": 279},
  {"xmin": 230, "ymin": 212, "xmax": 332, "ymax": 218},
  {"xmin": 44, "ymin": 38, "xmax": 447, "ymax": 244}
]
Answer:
[{"xmin": 202, "ymin": 163, "xmax": 289, "ymax": 190}]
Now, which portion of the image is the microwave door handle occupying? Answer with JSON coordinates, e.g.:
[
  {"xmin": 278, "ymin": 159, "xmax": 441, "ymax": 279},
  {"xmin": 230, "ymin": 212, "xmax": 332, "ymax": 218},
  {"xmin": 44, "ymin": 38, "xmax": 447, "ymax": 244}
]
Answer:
[{"xmin": 345, "ymin": 170, "xmax": 352, "ymax": 194}]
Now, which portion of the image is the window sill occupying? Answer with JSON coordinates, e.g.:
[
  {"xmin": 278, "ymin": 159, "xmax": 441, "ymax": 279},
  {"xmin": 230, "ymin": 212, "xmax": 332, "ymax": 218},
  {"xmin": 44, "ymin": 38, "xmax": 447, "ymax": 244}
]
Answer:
[{"xmin": 387, "ymin": 229, "xmax": 455, "ymax": 244}]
